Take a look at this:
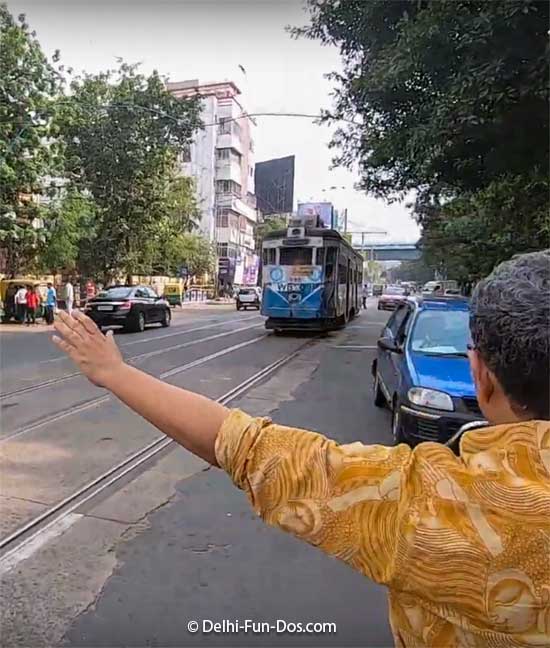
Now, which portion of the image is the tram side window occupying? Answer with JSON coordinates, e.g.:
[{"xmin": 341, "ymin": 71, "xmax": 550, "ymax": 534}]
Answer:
[
  {"xmin": 315, "ymin": 248, "xmax": 325, "ymax": 266},
  {"xmin": 325, "ymin": 247, "xmax": 337, "ymax": 281},
  {"xmin": 279, "ymin": 247, "xmax": 312, "ymax": 266},
  {"xmin": 262, "ymin": 248, "xmax": 276, "ymax": 265},
  {"xmin": 338, "ymin": 262, "xmax": 347, "ymax": 284}
]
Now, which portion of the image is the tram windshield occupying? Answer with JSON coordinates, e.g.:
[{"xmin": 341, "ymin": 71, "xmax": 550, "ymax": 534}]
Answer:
[{"xmin": 279, "ymin": 247, "xmax": 313, "ymax": 266}]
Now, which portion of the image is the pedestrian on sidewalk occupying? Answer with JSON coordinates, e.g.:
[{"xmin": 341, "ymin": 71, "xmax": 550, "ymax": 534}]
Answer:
[
  {"xmin": 14, "ymin": 285, "xmax": 27, "ymax": 323},
  {"xmin": 361, "ymin": 284, "xmax": 368, "ymax": 309},
  {"xmin": 52, "ymin": 250, "xmax": 550, "ymax": 648},
  {"xmin": 64, "ymin": 279, "xmax": 74, "ymax": 313},
  {"xmin": 25, "ymin": 286, "xmax": 40, "ymax": 325},
  {"xmin": 44, "ymin": 282, "xmax": 57, "ymax": 325}
]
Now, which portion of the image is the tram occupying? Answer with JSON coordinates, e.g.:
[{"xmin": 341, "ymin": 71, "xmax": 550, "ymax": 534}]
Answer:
[{"xmin": 261, "ymin": 218, "xmax": 363, "ymax": 332}]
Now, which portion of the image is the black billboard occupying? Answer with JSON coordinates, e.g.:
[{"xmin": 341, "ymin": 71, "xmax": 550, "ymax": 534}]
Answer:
[{"xmin": 254, "ymin": 155, "xmax": 295, "ymax": 215}]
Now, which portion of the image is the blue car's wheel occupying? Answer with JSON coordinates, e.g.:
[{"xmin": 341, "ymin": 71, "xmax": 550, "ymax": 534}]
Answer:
[
  {"xmin": 392, "ymin": 403, "xmax": 405, "ymax": 445},
  {"xmin": 373, "ymin": 371, "xmax": 386, "ymax": 408}
]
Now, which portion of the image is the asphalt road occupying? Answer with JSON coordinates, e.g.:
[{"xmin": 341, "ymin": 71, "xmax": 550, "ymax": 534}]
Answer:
[{"xmin": 0, "ymin": 300, "xmax": 395, "ymax": 648}]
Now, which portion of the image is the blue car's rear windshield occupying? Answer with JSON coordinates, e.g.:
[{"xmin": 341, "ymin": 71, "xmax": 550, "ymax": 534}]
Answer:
[{"xmin": 410, "ymin": 309, "xmax": 470, "ymax": 355}]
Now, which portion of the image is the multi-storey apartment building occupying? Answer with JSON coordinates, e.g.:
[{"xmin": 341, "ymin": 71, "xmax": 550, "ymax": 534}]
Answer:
[{"xmin": 167, "ymin": 79, "xmax": 259, "ymax": 288}]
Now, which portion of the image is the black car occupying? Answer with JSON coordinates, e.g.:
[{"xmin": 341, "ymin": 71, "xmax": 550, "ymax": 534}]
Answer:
[{"xmin": 84, "ymin": 285, "xmax": 171, "ymax": 333}]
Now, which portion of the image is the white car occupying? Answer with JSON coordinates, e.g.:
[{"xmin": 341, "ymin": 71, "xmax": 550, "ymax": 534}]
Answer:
[{"xmin": 236, "ymin": 287, "xmax": 261, "ymax": 310}]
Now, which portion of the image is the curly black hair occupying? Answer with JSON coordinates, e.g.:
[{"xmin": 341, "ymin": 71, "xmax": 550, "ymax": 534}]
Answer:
[{"xmin": 470, "ymin": 250, "xmax": 550, "ymax": 419}]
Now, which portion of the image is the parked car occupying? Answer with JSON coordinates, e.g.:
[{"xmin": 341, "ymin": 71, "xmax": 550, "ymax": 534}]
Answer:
[
  {"xmin": 372, "ymin": 295, "xmax": 484, "ymax": 446},
  {"xmin": 422, "ymin": 280, "xmax": 459, "ymax": 295},
  {"xmin": 236, "ymin": 287, "xmax": 261, "ymax": 311},
  {"xmin": 84, "ymin": 285, "xmax": 171, "ymax": 332},
  {"xmin": 377, "ymin": 285, "xmax": 408, "ymax": 311}
]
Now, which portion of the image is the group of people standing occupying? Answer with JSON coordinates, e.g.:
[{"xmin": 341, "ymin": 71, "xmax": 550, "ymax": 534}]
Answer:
[{"xmin": 13, "ymin": 281, "xmax": 73, "ymax": 326}]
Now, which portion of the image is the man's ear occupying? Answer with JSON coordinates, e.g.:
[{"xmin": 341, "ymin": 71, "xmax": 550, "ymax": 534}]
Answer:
[{"xmin": 469, "ymin": 350, "xmax": 495, "ymax": 405}]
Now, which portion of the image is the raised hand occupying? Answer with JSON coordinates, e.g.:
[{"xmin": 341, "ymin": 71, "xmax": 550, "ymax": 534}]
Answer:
[{"xmin": 53, "ymin": 310, "xmax": 125, "ymax": 387}]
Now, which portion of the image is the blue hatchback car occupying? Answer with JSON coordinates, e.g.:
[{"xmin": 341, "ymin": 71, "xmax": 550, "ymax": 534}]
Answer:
[{"xmin": 372, "ymin": 295, "xmax": 484, "ymax": 445}]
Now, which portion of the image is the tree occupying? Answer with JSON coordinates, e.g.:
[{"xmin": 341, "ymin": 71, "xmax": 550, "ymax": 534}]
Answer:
[
  {"xmin": 58, "ymin": 62, "xmax": 202, "ymax": 282},
  {"xmin": 393, "ymin": 259, "xmax": 434, "ymax": 285},
  {"xmin": 421, "ymin": 172, "xmax": 550, "ymax": 284},
  {"xmin": 156, "ymin": 232, "xmax": 215, "ymax": 279},
  {"xmin": 0, "ymin": 5, "xmax": 64, "ymax": 275},
  {"xmin": 35, "ymin": 189, "xmax": 96, "ymax": 275},
  {"xmin": 295, "ymin": 1, "xmax": 549, "ymax": 276},
  {"xmin": 255, "ymin": 215, "xmax": 287, "ymax": 254}
]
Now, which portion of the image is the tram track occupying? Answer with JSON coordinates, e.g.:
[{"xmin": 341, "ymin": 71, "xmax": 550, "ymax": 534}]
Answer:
[
  {"xmin": 0, "ymin": 337, "xmax": 318, "ymax": 568},
  {"xmin": 0, "ymin": 333, "xmax": 268, "ymax": 444},
  {"xmin": 0, "ymin": 316, "xmax": 262, "ymax": 401}
]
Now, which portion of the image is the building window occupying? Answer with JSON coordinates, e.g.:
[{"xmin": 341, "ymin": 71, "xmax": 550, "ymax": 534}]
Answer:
[
  {"xmin": 216, "ymin": 180, "xmax": 241, "ymax": 196},
  {"xmin": 249, "ymin": 166, "xmax": 253, "ymax": 177},
  {"xmin": 219, "ymin": 118, "xmax": 231, "ymax": 135},
  {"xmin": 216, "ymin": 214, "xmax": 229, "ymax": 228},
  {"xmin": 217, "ymin": 243, "xmax": 228, "ymax": 257},
  {"xmin": 216, "ymin": 148, "xmax": 242, "ymax": 163}
]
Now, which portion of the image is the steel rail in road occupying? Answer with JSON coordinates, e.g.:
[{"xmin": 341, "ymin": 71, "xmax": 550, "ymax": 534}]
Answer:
[
  {"xmin": 0, "ymin": 337, "xmax": 317, "ymax": 564},
  {"xmin": 0, "ymin": 316, "xmax": 263, "ymax": 400},
  {"xmin": 0, "ymin": 333, "xmax": 268, "ymax": 444}
]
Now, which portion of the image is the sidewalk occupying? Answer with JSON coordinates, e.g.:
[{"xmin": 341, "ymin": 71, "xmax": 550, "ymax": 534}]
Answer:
[{"xmin": 0, "ymin": 302, "xmax": 236, "ymax": 333}]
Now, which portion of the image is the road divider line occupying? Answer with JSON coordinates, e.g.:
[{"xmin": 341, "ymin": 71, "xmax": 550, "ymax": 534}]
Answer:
[
  {"xmin": 0, "ymin": 320, "xmax": 263, "ymax": 400},
  {"xmin": 0, "ymin": 333, "xmax": 267, "ymax": 444},
  {"xmin": 0, "ymin": 336, "xmax": 317, "ymax": 573},
  {"xmin": 330, "ymin": 345, "xmax": 378, "ymax": 350},
  {"xmin": 121, "ymin": 314, "xmax": 261, "ymax": 347},
  {"xmin": 132, "ymin": 323, "xmax": 262, "ymax": 362}
]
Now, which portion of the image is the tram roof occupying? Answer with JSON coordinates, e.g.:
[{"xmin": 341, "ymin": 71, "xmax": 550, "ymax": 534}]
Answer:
[{"xmin": 263, "ymin": 228, "xmax": 361, "ymax": 257}]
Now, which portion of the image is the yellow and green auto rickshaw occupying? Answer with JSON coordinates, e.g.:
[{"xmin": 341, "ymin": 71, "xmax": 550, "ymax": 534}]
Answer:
[
  {"xmin": 0, "ymin": 278, "xmax": 48, "ymax": 323},
  {"xmin": 163, "ymin": 281, "xmax": 184, "ymax": 307}
]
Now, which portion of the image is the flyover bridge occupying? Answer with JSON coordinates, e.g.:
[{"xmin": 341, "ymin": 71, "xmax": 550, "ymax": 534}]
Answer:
[{"xmin": 353, "ymin": 242, "xmax": 421, "ymax": 261}]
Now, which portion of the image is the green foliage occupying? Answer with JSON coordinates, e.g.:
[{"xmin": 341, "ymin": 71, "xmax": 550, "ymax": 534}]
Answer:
[
  {"xmin": 0, "ymin": 5, "xmax": 64, "ymax": 275},
  {"xmin": 155, "ymin": 231, "xmax": 215, "ymax": 278},
  {"xmin": 393, "ymin": 259, "xmax": 434, "ymax": 285},
  {"xmin": 36, "ymin": 190, "xmax": 96, "ymax": 275},
  {"xmin": 57, "ymin": 62, "xmax": 203, "ymax": 281},
  {"xmin": 296, "ymin": 0, "xmax": 548, "ymax": 198},
  {"xmin": 422, "ymin": 173, "xmax": 549, "ymax": 282},
  {"xmin": 296, "ymin": 0, "xmax": 550, "ymax": 278},
  {"xmin": 255, "ymin": 215, "xmax": 287, "ymax": 253}
]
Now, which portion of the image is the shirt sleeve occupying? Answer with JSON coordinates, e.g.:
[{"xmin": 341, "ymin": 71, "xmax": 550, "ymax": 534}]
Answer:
[{"xmin": 215, "ymin": 409, "xmax": 414, "ymax": 585}]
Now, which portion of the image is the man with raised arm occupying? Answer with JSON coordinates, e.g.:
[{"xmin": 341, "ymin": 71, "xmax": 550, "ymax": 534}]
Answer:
[{"xmin": 53, "ymin": 251, "xmax": 550, "ymax": 647}]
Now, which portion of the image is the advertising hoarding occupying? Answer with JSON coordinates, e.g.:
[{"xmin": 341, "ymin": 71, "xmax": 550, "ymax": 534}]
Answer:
[
  {"xmin": 254, "ymin": 156, "xmax": 295, "ymax": 215},
  {"xmin": 297, "ymin": 202, "xmax": 334, "ymax": 228}
]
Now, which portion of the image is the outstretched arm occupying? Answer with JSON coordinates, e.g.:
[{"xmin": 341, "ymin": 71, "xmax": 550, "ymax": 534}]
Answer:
[{"xmin": 52, "ymin": 310, "xmax": 229, "ymax": 465}]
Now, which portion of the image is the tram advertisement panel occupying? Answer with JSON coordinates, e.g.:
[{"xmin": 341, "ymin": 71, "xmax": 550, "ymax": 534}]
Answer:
[
  {"xmin": 262, "ymin": 265, "xmax": 324, "ymax": 319},
  {"xmin": 264, "ymin": 265, "xmax": 322, "ymax": 292}
]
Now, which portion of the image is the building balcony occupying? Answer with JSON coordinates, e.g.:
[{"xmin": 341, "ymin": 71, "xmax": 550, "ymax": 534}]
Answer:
[
  {"xmin": 216, "ymin": 226, "xmax": 240, "ymax": 245},
  {"xmin": 216, "ymin": 195, "xmax": 257, "ymax": 222},
  {"xmin": 217, "ymin": 132, "xmax": 243, "ymax": 154},
  {"xmin": 215, "ymin": 159, "xmax": 242, "ymax": 183}
]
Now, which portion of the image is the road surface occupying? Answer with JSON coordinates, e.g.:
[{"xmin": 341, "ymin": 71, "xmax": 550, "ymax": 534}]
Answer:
[{"xmin": 0, "ymin": 301, "xmax": 395, "ymax": 647}]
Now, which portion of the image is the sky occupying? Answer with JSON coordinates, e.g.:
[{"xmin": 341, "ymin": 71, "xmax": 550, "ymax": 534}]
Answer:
[{"xmin": 8, "ymin": 0, "xmax": 420, "ymax": 244}]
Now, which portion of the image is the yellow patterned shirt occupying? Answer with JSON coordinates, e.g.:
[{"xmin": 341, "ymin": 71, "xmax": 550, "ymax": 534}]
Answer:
[{"xmin": 215, "ymin": 411, "xmax": 550, "ymax": 647}]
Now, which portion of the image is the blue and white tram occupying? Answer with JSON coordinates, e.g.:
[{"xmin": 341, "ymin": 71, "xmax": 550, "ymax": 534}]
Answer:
[{"xmin": 261, "ymin": 224, "xmax": 363, "ymax": 331}]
